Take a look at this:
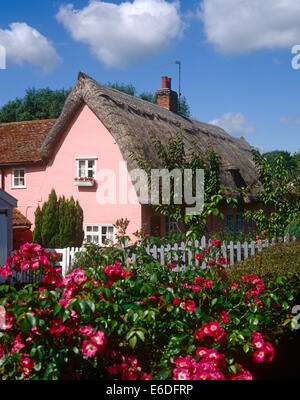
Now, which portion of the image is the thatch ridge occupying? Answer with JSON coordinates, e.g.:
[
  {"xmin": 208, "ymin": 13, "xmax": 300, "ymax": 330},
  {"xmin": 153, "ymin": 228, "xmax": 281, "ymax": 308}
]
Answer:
[{"xmin": 39, "ymin": 72, "xmax": 258, "ymax": 197}]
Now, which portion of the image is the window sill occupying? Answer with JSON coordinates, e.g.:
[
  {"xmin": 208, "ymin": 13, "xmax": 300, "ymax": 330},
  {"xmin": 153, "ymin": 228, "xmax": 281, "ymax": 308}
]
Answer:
[
  {"xmin": 11, "ymin": 186, "xmax": 27, "ymax": 190},
  {"xmin": 74, "ymin": 180, "xmax": 95, "ymax": 187}
]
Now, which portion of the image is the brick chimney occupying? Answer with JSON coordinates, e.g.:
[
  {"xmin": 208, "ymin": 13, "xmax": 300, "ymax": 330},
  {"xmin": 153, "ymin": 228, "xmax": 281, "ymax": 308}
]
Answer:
[{"xmin": 156, "ymin": 76, "xmax": 178, "ymax": 113}]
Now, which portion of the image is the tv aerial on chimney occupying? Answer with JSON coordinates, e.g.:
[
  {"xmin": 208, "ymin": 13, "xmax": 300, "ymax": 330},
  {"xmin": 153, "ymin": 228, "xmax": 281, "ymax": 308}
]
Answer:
[{"xmin": 175, "ymin": 60, "xmax": 182, "ymax": 102}]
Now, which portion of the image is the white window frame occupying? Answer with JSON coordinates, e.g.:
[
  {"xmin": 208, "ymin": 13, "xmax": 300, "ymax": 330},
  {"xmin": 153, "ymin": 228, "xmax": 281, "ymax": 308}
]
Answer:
[
  {"xmin": 84, "ymin": 224, "xmax": 116, "ymax": 246},
  {"xmin": 76, "ymin": 157, "xmax": 97, "ymax": 179},
  {"xmin": 11, "ymin": 168, "xmax": 26, "ymax": 189}
]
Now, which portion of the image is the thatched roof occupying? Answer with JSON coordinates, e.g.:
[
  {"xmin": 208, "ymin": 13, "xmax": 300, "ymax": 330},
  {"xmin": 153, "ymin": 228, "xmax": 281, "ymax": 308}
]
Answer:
[{"xmin": 40, "ymin": 72, "xmax": 258, "ymax": 198}]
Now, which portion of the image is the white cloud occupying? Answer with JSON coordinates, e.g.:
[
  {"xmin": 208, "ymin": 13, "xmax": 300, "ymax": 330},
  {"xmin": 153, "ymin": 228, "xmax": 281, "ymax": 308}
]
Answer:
[
  {"xmin": 279, "ymin": 117, "xmax": 300, "ymax": 125},
  {"xmin": 199, "ymin": 0, "xmax": 300, "ymax": 53},
  {"xmin": 209, "ymin": 112, "xmax": 255, "ymax": 136},
  {"xmin": 56, "ymin": 0, "xmax": 184, "ymax": 68},
  {"xmin": 0, "ymin": 22, "xmax": 61, "ymax": 71}
]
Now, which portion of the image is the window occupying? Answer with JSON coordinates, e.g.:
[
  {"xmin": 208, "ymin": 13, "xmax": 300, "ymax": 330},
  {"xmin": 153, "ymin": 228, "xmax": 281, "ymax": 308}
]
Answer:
[
  {"xmin": 248, "ymin": 218, "xmax": 255, "ymax": 231},
  {"xmin": 84, "ymin": 224, "xmax": 115, "ymax": 246},
  {"xmin": 12, "ymin": 168, "xmax": 26, "ymax": 188},
  {"xmin": 236, "ymin": 214, "xmax": 244, "ymax": 232},
  {"xmin": 76, "ymin": 158, "xmax": 97, "ymax": 179},
  {"xmin": 226, "ymin": 214, "xmax": 234, "ymax": 232},
  {"xmin": 165, "ymin": 216, "xmax": 180, "ymax": 235}
]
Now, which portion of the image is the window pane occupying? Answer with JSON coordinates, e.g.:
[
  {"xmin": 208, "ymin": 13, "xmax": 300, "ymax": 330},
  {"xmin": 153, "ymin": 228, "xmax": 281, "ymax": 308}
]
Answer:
[
  {"xmin": 79, "ymin": 160, "xmax": 86, "ymax": 177},
  {"xmin": 86, "ymin": 235, "xmax": 92, "ymax": 243},
  {"xmin": 236, "ymin": 215, "xmax": 244, "ymax": 232},
  {"xmin": 92, "ymin": 235, "xmax": 99, "ymax": 243},
  {"xmin": 226, "ymin": 215, "xmax": 234, "ymax": 232},
  {"xmin": 88, "ymin": 169, "xmax": 94, "ymax": 178},
  {"xmin": 92, "ymin": 226, "xmax": 99, "ymax": 232},
  {"xmin": 248, "ymin": 219, "xmax": 254, "ymax": 231},
  {"xmin": 86, "ymin": 226, "xmax": 92, "ymax": 232},
  {"xmin": 102, "ymin": 226, "xmax": 107, "ymax": 234},
  {"xmin": 88, "ymin": 160, "xmax": 95, "ymax": 169}
]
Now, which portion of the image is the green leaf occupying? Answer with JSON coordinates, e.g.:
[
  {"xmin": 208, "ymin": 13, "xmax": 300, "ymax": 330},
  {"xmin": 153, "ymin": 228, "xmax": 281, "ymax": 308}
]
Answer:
[
  {"xmin": 243, "ymin": 344, "xmax": 250, "ymax": 353},
  {"xmin": 157, "ymin": 369, "xmax": 170, "ymax": 380},
  {"xmin": 53, "ymin": 304, "xmax": 62, "ymax": 316},
  {"xmin": 86, "ymin": 300, "xmax": 95, "ymax": 313},
  {"xmin": 265, "ymin": 298, "xmax": 271, "ymax": 308},
  {"xmin": 150, "ymin": 273, "xmax": 158, "ymax": 284},
  {"xmin": 167, "ymin": 304, "xmax": 174, "ymax": 312},
  {"xmin": 25, "ymin": 313, "xmax": 36, "ymax": 329},
  {"xmin": 62, "ymin": 309, "xmax": 70, "ymax": 323},
  {"xmin": 129, "ymin": 335, "xmax": 137, "ymax": 349},
  {"xmin": 211, "ymin": 298, "xmax": 218, "ymax": 307},
  {"xmin": 136, "ymin": 330, "xmax": 145, "ymax": 342}
]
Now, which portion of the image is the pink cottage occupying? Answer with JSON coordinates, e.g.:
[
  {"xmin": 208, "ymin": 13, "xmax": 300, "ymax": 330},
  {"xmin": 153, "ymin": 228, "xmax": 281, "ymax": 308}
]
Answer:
[{"xmin": 0, "ymin": 73, "xmax": 260, "ymax": 248}]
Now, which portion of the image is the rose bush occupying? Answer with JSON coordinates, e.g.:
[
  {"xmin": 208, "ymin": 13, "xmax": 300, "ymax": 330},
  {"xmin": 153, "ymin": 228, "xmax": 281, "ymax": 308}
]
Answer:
[{"xmin": 0, "ymin": 239, "xmax": 297, "ymax": 380}]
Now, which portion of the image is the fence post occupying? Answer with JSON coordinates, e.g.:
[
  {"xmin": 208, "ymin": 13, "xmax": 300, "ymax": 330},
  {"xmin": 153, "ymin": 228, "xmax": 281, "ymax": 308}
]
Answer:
[
  {"xmin": 221, "ymin": 241, "xmax": 227, "ymax": 265},
  {"xmin": 187, "ymin": 241, "xmax": 193, "ymax": 266},
  {"xmin": 257, "ymin": 240, "xmax": 262, "ymax": 252},
  {"xmin": 229, "ymin": 241, "xmax": 234, "ymax": 265},
  {"xmin": 180, "ymin": 242, "xmax": 186, "ymax": 268},
  {"xmin": 243, "ymin": 242, "xmax": 249, "ymax": 260},
  {"xmin": 250, "ymin": 241, "xmax": 255, "ymax": 257},
  {"xmin": 236, "ymin": 241, "xmax": 241, "ymax": 262},
  {"xmin": 160, "ymin": 245, "xmax": 165, "ymax": 265},
  {"xmin": 61, "ymin": 248, "xmax": 67, "ymax": 277}
]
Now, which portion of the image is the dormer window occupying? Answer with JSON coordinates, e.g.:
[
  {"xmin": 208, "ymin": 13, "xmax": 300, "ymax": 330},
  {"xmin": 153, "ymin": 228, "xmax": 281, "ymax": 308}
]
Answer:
[{"xmin": 12, "ymin": 168, "xmax": 26, "ymax": 188}]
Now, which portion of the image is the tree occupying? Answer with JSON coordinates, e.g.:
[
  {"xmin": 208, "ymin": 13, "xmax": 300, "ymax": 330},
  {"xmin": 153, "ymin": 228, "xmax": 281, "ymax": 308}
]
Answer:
[
  {"xmin": 177, "ymin": 96, "xmax": 191, "ymax": 118},
  {"xmin": 106, "ymin": 82, "xmax": 137, "ymax": 96},
  {"xmin": 0, "ymin": 87, "xmax": 71, "ymax": 123},
  {"xmin": 32, "ymin": 205, "xmax": 42, "ymax": 245},
  {"xmin": 243, "ymin": 149, "xmax": 300, "ymax": 237},
  {"xmin": 291, "ymin": 149, "xmax": 300, "ymax": 185},
  {"xmin": 139, "ymin": 92, "xmax": 156, "ymax": 103},
  {"xmin": 41, "ymin": 189, "xmax": 58, "ymax": 248},
  {"xmin": 32, "ymin": 190, "xmax": 84, "ymax": 248},
  {"xmin": 263, "ymin": 150, "xmax": 296, "ymax": 175}
]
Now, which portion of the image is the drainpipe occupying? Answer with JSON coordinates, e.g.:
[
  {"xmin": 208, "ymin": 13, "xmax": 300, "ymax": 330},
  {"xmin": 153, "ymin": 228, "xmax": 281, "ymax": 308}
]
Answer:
[{"xmin": 1, "ymin": 167, "xmax": 4, "ymax": 190}]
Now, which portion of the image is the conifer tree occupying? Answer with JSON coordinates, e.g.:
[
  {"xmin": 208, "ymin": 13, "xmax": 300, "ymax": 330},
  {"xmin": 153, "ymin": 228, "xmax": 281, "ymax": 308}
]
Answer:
[
  {"xmin": 41, "ymin": 189, "xmax": 58, "ymax": 248},
  {"xmin": 33, "ymin": 190, "xmax": 84, "ymax": 248},
  {"xmin": 32, "ymin": 205, "xmax": 42, "ymax": 245}
]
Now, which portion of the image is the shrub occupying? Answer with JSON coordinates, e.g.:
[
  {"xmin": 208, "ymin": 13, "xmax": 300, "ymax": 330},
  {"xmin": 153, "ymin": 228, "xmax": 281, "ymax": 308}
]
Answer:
[
  {"xmin": 226, "ymin": 242, "xmax": 300, "ymax": 285},
  {"xmin": 285, "ymin": 221, "xmax": 300, "ymax": 239},
  {"xmin": 0, "ymin": 240, "xmax": 298, "ymax": 380},
  {"xmin": 33, "ymin": 190, "xmax": 84, "ymax": 248}
]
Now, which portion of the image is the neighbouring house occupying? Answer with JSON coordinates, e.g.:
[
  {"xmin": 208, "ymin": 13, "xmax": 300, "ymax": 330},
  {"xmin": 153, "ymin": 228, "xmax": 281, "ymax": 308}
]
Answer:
[
  {"xmin": 12, "ymin": 208, "xmax": 32, "ymax": 249},
  {"xmin": 0, "ymin": 73, "xmax": 262, "ymax": 246},
  {"xmin": 0, "ymin": 189, "xmax": 17, "ymax": 266}
]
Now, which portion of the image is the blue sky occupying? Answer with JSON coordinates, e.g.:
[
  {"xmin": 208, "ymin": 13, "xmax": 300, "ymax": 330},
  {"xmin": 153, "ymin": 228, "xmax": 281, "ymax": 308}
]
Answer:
[{"xmin": 0, "ymin": 0, "xmax": 300, "ymax": 154}]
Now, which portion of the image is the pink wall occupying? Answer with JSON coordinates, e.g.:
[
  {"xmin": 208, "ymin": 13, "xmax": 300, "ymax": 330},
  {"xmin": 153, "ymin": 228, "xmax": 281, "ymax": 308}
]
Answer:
[{"xmin": 3, "ymin": 104, "xmax": 142, "ymax": 241}]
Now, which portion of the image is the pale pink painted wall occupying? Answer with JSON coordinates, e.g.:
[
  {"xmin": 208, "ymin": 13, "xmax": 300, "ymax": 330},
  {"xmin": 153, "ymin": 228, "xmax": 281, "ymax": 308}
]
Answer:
[{"xmin": 3, "ymin": 104, "xmax": 142, "ymax": 241}]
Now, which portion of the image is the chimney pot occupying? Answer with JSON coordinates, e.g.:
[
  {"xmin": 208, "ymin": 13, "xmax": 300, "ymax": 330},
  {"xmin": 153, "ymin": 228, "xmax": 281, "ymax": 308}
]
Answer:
[{"xmin": 161, "ymin": 76, "xmax": 168, "ymax": 89}]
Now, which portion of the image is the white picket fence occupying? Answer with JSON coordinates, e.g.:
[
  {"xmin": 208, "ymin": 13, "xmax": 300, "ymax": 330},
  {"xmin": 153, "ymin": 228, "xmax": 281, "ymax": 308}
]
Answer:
[
  {"xmin": 54, "ymin": 234, "xmax": 297, "ymax": 277},
  {"xmin": 2, "ymin": 234, "xmax": 296, "ymax": 284}
]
